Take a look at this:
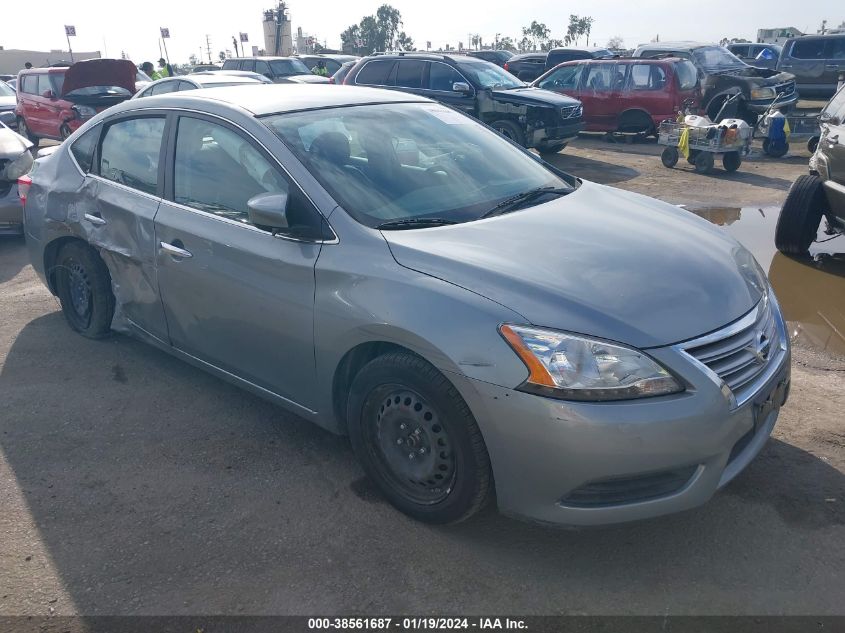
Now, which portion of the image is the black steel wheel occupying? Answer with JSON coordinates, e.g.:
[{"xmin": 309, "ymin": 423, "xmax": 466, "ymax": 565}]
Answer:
[
  {"xmin": 762, "ymin": 138, "xmax": 789, "ymax": 158},
  {"xmin": 17, "ymin": 117, "xmax": 38, "ymax": 144},
  {"xmin": 722, "ymin": 151, "xmax": 742, "ymax": 172},
  {"xmin": 347, "ymin": 351, "xmax": 492, "ymax": 524},
  {"xmin": 537, "ymin": 140, "xmax": 567, "ymax": 157},
  {"xmin": 55, "ymin": 241, "xmax": 115, "ymax": 338},
  {"xmin": 775, "ymin": 175, "xmax": 828, "ymax": 255},
  {"xmin": 491, "ymin": 119, "xmax": 526, "ymax": 147},
  {"xmin": 661, "ymin": 146, "xmax": 679, "ymax": 168},
  {"xmin": 694, "ymin": 152, "xmax": 715, "ymax": 174}
]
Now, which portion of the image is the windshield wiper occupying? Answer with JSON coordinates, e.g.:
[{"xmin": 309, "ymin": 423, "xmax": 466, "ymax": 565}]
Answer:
[
  {"xmin": 376, "ymin": 217, "xmax": 458, "ymax": 230},
  {"xmin": 480, "ymin": 186, "xmax": 570, "ymax": 219}
]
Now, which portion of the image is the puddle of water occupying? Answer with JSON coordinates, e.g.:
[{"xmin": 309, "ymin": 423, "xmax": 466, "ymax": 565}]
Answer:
[{"xmin": 686, "ymin": 206, "xmax": 845, "ymax": 357}]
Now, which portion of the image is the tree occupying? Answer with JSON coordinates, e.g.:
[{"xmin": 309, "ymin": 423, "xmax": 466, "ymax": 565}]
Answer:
[
  {"xmin": 565, "ymin": 15, "xmax": 594, "ymax": 46},
  {"xmin": 496, "ymin": 36, "xmax": 515, "ymax": 51},
  {"xmin": 339, "ymin": 4, "xmax": 408, "ymax": 54},
  {"xmin": 188, "ymin": 53, "xmax": 198, "ymax": 66},
  {"xmin": 218, "ymin": 51, "xmax": 226, "ymax": 62},
  {"xmin": 578, "ymin": 17, "xmax": 594, "ymax": 46},
  {"xmin": 521, "ymin": 20, "xmax": 550, "ymax": 51},
  {"xmin": 396, "ymin": 31, "xmax": 414, "ymax": 50},
  {"xmin": 542, "ymin": 38, "xmax": 563, "ymax": 51},
  {"xmin": 518, "ymin": 36, "xmax": 533, "ymax": 52},
  {"xmin": 606, "ymin": 35, "xmax": 624, "ymax": 50}
]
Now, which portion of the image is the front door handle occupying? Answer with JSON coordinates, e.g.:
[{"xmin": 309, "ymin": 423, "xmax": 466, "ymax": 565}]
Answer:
[
  {"xmin": 159, "ymin": 240, "xmax": 193, "ymax": 259},
  {"xmin": 84, "ymin": 212, "xmax": 106, "ymax": 225}
]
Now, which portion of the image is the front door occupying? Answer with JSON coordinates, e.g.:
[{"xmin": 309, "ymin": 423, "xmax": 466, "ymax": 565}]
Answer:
[
  {"xmin": 154, "ymin": 114, "xmax": 326, "ymax": 409},
  {"xmin": 422, "ymin": 61, "xmax": 476, "ymax": 116}
]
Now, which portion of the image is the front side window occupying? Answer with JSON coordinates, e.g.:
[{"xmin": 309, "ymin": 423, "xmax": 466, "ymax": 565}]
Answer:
[
  {"xmin": 537, "ymin": 64, "xmax": 583, "ymax": 91},
  {"xmin": 270, "ymin": 59, "xmax": 310, "ymax": 76},
  {"xmin": 98, "ymin": 117, "xmax": 165, "ymax": 195},
  {"xmin": 675, "ymin": 61, "xmax": 698, "ymax": 90},
  {"xmin": 831, "ymin": 37, "xmax": 845, "ymax": 60},
  {"xmin": 255, "ymin": 60, "xmax": 271, "ymax": 76},
  {"xmin": 427, "ymin": 63, "xmax": 464, "ymax": 91},
  {"xmin": 173, "ymin": 117, "xmax": 324, "ymax": 237},
  {"xmin": 457, "ymin": 61, "xmax": 523, "ymax": 89},
  {"xmin": 37, "ymin": 75, "xmax": 53, "ymax": 96},
  {"xmin": 70, "ymin": 125, "xmax": 100, "ymax": 173},
  {"xmin": 264, "ymin": 102, "xmax": 575, "ymax": 229},
  {"xmin": 222, "ymin": 60, "xmax": 239, "ymax": 70},
  {"xmin": 628, "ymin": 64, "xmax": 667, "ymax": 91}
]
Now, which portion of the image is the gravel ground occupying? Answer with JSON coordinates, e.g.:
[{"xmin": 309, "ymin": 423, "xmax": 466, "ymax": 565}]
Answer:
[{"xmin": 0, "ymin": 136, "xmax": 842, "ymax": 616}]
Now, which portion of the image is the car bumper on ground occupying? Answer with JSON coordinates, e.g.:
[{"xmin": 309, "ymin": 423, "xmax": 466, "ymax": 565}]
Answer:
[
  {"xmin": 0, "ymin": 182, "xmax": 23, "ymax": 235},
  {"xmin": 449, "ymin": 301, "xmax": 791, "ymax": 527}
]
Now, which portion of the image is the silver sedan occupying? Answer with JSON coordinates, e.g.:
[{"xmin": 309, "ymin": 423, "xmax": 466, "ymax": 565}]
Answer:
[{"xmin": 23, "ymin": 85, "xmax": 790, "ymax": 525}]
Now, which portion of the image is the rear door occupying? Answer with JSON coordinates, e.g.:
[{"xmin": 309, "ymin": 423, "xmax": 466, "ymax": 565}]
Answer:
[
  {"xmin": 89, "ymin": 113, "xmax": 170, "ymax": 339},
  {"xmin": 624, "ymin": 62, "xmax": 672, "ymax": 123},
  {"xmin": 154, "ymin": 113, "xmax": 327, "ymax": 408},
  {"xmin": 17, "ymin": 74, "xmax": 42, "ymax": 133}
]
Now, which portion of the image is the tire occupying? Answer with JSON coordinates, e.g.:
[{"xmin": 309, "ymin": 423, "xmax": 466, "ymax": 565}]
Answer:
[
  {"xmin": 17, "ymin": 117, "xmax": 39, "ymax": 144},
  {"xmin": 661, "ymin": 147, "xmax": 679, "ymax": 168},
  {"xmin": 774, "ymin": 175, "xmax": 828, "ymax": 255},
  {"xmin": 537, "ymin": 141, "xmax": 567, "ymax": 156},
  {"xmin": 694, "ymin": 152, "xmax": 714, "ymax": 174},
  {"xmin": 807, "ymin": 137, "xmax": 819, "ymax": 154},
  {"xmin": 491, "ymin": 119, "xmax": 526, "ymax": 147},
  {"xmin": 59, "ymin": 124, "xmax": 72, "ymax": 141},
  {"xmin": 722, "ymin": 151, "xmax": 742, "ymax": 172},
  {"xmin": 618, "ymin": 110, "xmax": 655, "ymax": 136},
  {"xmin": 762, "ymin": 138, "xmax": 789, "ymax": 158},
  {"xmin": 55, "ymin": 241, "xmax": 115, "ymax": 338},
  {"xmin": 347, "ymin": 351, "xmax": 493, "ymax": 524}
]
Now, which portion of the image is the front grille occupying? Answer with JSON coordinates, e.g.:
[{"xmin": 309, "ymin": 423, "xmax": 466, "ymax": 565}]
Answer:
[
  {"xmin": 560, "ymin": 105, "xmax": 582, "ymax": 119},
  {"xmin": 681, "ymin": 297, "xmax": 779, "ymax": 404},
  {"xmin": 560, "ymin": 466, "xmax": 698, "ymax": 508},
  {"xmin": 774, "ymin": 81, "xmax": 795, "ymax": 98}
]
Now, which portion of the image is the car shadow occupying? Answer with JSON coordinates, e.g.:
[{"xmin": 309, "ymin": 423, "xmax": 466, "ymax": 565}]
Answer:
[
  {"xmin": 0, "ymin": 235, "xmax": 27, "ymax": 285},
  {"xmin": 545, "ymin": 153, "xmax": 640, "ymax": 185},
  {"xmin": 1, "ymin": 312, "xmax": 843, "ymax": 614}
]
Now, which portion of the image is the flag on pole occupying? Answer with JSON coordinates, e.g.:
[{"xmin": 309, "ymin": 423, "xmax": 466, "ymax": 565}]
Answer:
[
  {"xmin": 160, "ymin": 27, "xmax": 170, "ymax": 39},
  {"xmin": 239, "ymin": 32, "xmax": 249, "ymax": 42},
  {"xmin": 65, "ymin": 25, "xmax": 76, "ymax": 36}
]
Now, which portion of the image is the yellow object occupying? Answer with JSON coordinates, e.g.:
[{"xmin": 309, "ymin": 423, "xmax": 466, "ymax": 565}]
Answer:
[
  {"xmin": 678, "ymin": 127, "xmax": 690, "ymax": 160},
  {"xmin": 784, "ymin": 118, "xmax": 791, "ymax": 141}
]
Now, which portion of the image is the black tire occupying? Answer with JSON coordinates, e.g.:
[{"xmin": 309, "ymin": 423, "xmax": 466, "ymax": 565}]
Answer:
[
  {"xmin": 694, "ymin": 152, "xmax": 714, "ymax": 174},
  {"xmin": 722, "ymin": 151, "xmax": 742, "ymax": 172},
  {"xmin": 661, "ymin": 146, "xmax": 679, "ymax": 168},
  {"xmin": 17, "ymin": 117, "xmax": 39, "ymax": 144},
  {"xmin": 55, "ymin": 241, "xmax": 115, "ymax": 338},
  {"xmin": 537, "ymin": 141, "xmax": 567, "ymax": 156},
  {"xmin": 774, "ymin": 175, "xmax": 828, "ymax": 255},
  {"xmin": 807, "ymin": 137, "xmax": 819, "ymax": 154},
  {"xmin": 347, "ymin": 351, "xmax": 493, "ymax": 524},
  {"xmin": 59, "ymin": 124, "xmax": 72, "ymax": 141},
  {"xmin": 762, "ymin": 138, "xmax": 789, "ymax": 158},
  {"xmin": 618, "ymin": 110, "xmax": 655, "ymax": 136},
  {"xmin": 491, "ymin": 119, "xmax": 526, "ymax": 147}
]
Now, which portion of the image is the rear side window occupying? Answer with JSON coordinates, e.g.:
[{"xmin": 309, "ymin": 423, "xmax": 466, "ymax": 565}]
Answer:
[
  {"xmin": 730, "ymin": 45, "xmax": 750, "ymax": 57},
  {"xmin": 222, "ymin": 60, "xmax": 240, "ymax": 70},
  {"xmin": 241, "ymin": 60, "xmax": 256, "ymax": 72},
  {"xmin": 628, "ymin": 64, "xmax": 667, "ymax": 91},
  {"xmin": 70, "ymin": 125, "xmax": 100, "ymax": 173},
  {"xmin": 427, "ymin": 63, "xmax": 464, "ymax": 91},
  {"xmin": 150, "ymin": 80, "xmax": 180, "ymax": 95},
  {"xmin": 20, "ymin": 75, "xmax": 36, "ymax": 94},
  {"xmin": 537, "ymin": 64, "xmax": 583, "ymax": 91},
  {"xmin": 255, "ymin": 60, "xmax": 271, "ymax": 76},
  {"xmin": 395, "ymin": 60, "xmax": 425, "ymax": 89},
  {"xmin": 675, "ymin": 61, "xmax": 698, "ymax": 90},
  {"xmin": 584, "ymin": 63, "xmax": 622, "ymax": 91},
  {"xmin": 98, "ymin": 117, "xmax": 166, "ymax": 195},
  {"xmin": 355, "ymin": 60, "xmax": 395, "ymax": 86},
  {"xmin": 790, "ymin": 39, "xmax": 826, "ymax": 59}
]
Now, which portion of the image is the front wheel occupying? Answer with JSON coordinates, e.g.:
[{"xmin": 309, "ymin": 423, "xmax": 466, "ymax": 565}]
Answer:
[
  {"xmin": 722, "ymin": 151, "xmax": 742, "ymax": 172},
  {"xmin": 17, "ymin": 117, "xmax": 39, "ymax": 144},
  {"xmin": 347, "ymin": 352, "xmax": 493, "ymax": 524},
  {"xmin": 537, "ymin": 141, "xmax": 567, "ymax": 157},
  {"xmin": 55, "ymin": 241, "xmax": 115, "ymax": 338},
  {"xmin": 661, "ymin": 146, "xmax": 679, "ymax": 168},
  {"xmin": 775, "ymin": 175, "xmax": 828, "ymax": 255},
  {"xmin": 694, "ymin": 152, "xmax": 714, "ymax": 174},
  {"xmin": 491, "ymin": 119, "xmax": 526, "ymax": 147}
]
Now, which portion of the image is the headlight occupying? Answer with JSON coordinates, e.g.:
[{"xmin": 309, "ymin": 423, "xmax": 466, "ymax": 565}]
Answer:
[
  {"xmin": 500, "ymin": 324, "xmax": 683, "ymax": 401},
  {"xmin": 751, "ymin": 87, "xmax": 776, "ymax": 100},
  {"xmin": 2, "ymin": 150, "xmax": 33, "ymax": 181},
  {"xmin": 72, "ymin": 105, "xmax": 97, "ymax": 119}
]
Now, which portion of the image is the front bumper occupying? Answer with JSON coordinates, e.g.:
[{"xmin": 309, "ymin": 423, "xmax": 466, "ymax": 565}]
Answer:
[
  {"xmin": 449, "ymin": 303, "xmax": 791, "ymax": 526},
  {"xmin": 747, "ymin": 93, "xmax": 798, "ymax": 113},
  {"xmin": 0, "ymin": 182, "xmax": 23, "ymax": 235},
  {"xmin": 530, "ymin": 120, "xmax": 584, "ymax": 146}
]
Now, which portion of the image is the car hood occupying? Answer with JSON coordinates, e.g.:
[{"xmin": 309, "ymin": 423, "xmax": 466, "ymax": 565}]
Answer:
[
  {"xmin": 382, "ymin": 182, "xmax": 764, "ymax": 348},
  {"xmin": 62, "ymin": 59, "xmax": 137, "ymax": 96},
  {"xmin": 0, "ymin": 125, "xmax": 32, "ymax": 159},
  {"xmin": 708, "ymin": 66, "xmax": 793, "ymax": 84},
  {"xmin": 0, "ymin": 96, "xmax": 15, "ymax": 109},
  {"xmin": 285, "ymin": 74, "xmax": 331, "ymax": 84},
  {"xmin": 491, "ymin": 86, "xmax": 581, "ymax": 108}
]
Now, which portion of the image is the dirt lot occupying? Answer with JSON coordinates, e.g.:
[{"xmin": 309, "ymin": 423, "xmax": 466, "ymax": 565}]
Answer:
[{"xmin": 0, "ymin": 137, "xmax": 843, "ymax": 616}]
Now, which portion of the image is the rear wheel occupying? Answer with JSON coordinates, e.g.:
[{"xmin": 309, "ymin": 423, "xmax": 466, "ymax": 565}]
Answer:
[
  {"xmin": 16, "ymin": 117, "xmax": 38, "ymax": 144},
  {"xmin": 722, "ymin": 151, "xmax": 742, "ymax": 172},
  {"xmin": 762, "ymin": 138, "xmax": 789, "ymax": 158},
  {"xmin": 537, "ymin": 141, "xmax": 567, "ymax": 157},
  {"xmin": 491, "ymin": 119, "xmax": 526, "ymax": 147},
  {"xmin": 347, "ymin": 351, "xmax": 493, "ymax": 524},
  {"xmin": 618, "ymin": 110, "xmax": 655, "ymax": 136},
  {"xmin": 55, "ymin": 242, "xmax": 115, "ymax": 338},
  {"xmin": 59, "ymin": 124, "xmax": 72, "ymax": 141},
  {"xmin": 775, "ymin": 175, "xmax": 828, "ymax": 255},
  {"xmin": 694, "ymin": 152, "xmax": 714, "ymax": 174},
  {"xmin": 661, "ymin": 146, "xmax": 679, "ymax": 168}
]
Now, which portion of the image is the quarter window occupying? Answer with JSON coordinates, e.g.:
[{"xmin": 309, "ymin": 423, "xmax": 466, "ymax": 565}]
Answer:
[
  {"xmin": 98, "ymin": 117, "xmax": 165, "ymax": 195},
  {"xmin": 356, "ymin": 60, "xmax": 395, "ymax": 86},
  {"xmin": 70, "ymin": 125, "xmax": 100, "ymax": 173},
  {"xmin": 427, "ymin": 63, "xmax": 464, "ymax": 91}
]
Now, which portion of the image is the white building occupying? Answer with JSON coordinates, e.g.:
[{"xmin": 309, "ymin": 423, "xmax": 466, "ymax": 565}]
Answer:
[
  {"xmin": 756, "ymin": 27, "xmax": 803, "ymax": 44},
  {"xmin": 0, "ymin": 48, "xmax": 101, "ymax": 75}
]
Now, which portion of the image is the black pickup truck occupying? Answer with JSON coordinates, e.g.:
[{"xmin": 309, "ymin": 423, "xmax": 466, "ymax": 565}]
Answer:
[{"xmin": 504, "ymin": 47, "xmax": 615, "ymax": 82}]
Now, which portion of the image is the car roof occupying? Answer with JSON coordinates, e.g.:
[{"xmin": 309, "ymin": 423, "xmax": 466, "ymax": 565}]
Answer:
[
  {"xmin": 181, "ymin": 74, "xmax": 262, "ymax": 85},
  {"xmin": 118, "ymin": 84, "xmax": 430, "ymax": 116},
  {"xmin": 548, "ymin": 46, "xmax": 609, "ymax": 53},
  {"xmin": 561, "ymin": 56, "xmax": 684, "ymax": 64},
  {"xmin": 509, "ymin": 52, "xmax": 546, "ymax": 60},
  {"xmin": 364, "ymin": 52, "xmax": 477, "ymax": 63},
  {"xmin": 228, "ymin": 56, "xmax": 300, "ymax": 61},
  {"xmin": 636, "ymin": 41, "xmax": 713, "ymax": 51}
]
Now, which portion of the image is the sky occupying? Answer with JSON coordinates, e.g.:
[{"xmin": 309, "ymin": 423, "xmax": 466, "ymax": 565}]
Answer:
[{"xmin": 0, "ymin": 0, "xmax": 837, "ymax": 64}]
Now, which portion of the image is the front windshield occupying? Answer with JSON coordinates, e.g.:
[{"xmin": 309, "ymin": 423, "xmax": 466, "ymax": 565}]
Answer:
[
  {"xmin": 263, "ymin": 102, "xmax": 574, "ymax": 228},
  {"xmin": 457, "ymin": 61, "xmax": 524, "ymax": 89},
  {"xmin": 270, "ymin": 59, "xmax": 310, "ymax": 76},
  {"xmin": 692, "ymin": 46, "xmax": 747, "ymax": 71},
  {"xmin": 0, "ymin": 81, "xmax": 14, "ymax": 97}
]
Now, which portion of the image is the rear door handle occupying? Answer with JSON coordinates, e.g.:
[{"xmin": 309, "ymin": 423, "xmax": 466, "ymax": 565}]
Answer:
[
  {"xmin": 84, "ymin": 212, "xmax": 106, "ymax": 225},
  {"xmin": 159, "ymin": 240, "xmax": 192, "ymax": 259}
]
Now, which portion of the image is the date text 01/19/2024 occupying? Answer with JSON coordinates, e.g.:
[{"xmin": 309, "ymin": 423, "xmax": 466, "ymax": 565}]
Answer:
[{"xmin": 307, "ymin": 618, "xmax": 528, "ymax": 630}]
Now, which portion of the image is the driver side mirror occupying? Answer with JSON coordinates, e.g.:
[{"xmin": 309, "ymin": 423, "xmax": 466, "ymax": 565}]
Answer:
[
  {"xmin": 452, "ymin": 81, "xmax": 471, "ymax": 93},
  {"xmin": 42, "ymin": 89, "xmax": 55, "ymax": 99},
  {"xmin": 247, "ymin": 192, "xmax": 288, "ymax": 231}
]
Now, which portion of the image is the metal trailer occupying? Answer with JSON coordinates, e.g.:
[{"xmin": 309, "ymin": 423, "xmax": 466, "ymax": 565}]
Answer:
[
  {"xmin": 755, "ymin": 108, "xmax": 821, "ymax": 157},
  {"xmin": 658, "ymin": 120, "xmax": 752, "ymax": 175}
]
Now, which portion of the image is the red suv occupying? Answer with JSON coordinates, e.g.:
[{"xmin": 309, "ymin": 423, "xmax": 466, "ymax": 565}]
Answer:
[
  {"xmin": 15, "ymin": 59, "xmax": 138, "ymax": 143},
  {"xmin": 532, "ymin": 57, "xmax": 700, "ymax": 136}
]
